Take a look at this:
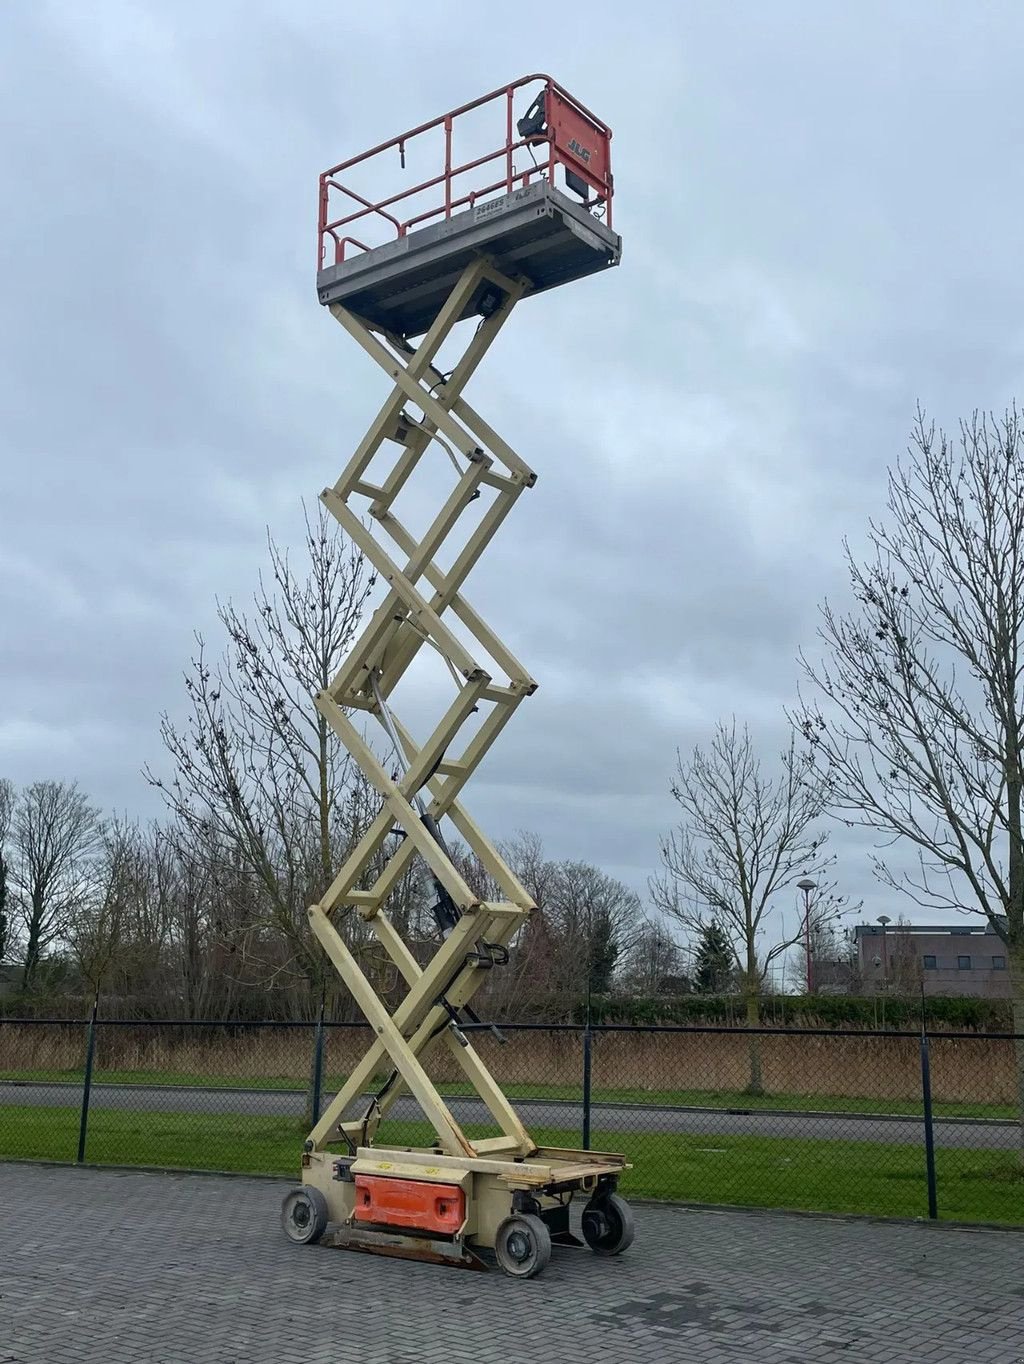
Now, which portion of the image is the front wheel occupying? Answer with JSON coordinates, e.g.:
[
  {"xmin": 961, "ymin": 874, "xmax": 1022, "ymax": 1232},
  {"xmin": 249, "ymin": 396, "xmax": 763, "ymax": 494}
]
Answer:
[
  {"xmin": 581, "ymin": 1193, "xmax": 635, "ymax": 1255},
  {"xmin": 281, "ymin": 1186, "xmax": 329, "ymax": 1245},
  {"xmin": 494, "ymin": 1213, "xmax": 552, "ymax": 1279}
]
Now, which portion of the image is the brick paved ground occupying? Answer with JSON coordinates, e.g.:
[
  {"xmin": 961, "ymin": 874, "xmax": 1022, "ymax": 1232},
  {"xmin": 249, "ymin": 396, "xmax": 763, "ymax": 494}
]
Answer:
[{"xmin": 1, "ymin": 1164, "xmax": 1022, "ymax": 1364}]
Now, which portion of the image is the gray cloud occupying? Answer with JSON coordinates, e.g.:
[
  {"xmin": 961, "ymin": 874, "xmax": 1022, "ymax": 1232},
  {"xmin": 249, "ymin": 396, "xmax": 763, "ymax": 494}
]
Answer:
[{"xmin": 5, "ymin": 0, "xmax": 1024, "ymax": 968}]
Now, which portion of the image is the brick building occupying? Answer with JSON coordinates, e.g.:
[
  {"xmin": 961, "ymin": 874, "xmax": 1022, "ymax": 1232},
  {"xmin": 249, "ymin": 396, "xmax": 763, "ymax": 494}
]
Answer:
[{"xmin": 855, "ymin": 922, "xmax": 1010, "ymax": 997}]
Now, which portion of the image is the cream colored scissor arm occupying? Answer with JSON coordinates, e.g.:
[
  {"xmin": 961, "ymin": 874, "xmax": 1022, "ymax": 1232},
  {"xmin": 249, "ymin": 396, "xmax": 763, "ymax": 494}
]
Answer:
[{"xmin": 309, "ymin": 260, "xmax": 539, "ymax": 1161}]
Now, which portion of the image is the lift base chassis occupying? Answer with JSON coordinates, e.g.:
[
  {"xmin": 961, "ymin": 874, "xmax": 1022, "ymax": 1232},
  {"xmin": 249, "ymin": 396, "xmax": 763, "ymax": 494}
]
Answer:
[{"xmin": 298, "ymin": 1143, "xmax": 630, "ymax": 1271}]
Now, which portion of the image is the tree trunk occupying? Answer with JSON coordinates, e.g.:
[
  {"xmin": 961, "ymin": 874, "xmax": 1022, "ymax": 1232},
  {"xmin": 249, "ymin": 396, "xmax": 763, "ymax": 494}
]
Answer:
[
  {"xmin": 22, "ymin": 914, "xmax": 42, "ymax": 989},
  {"xmin": 1010, "ymin": 944, "xmax": 1024, "ymax": 1166},
  {"xmin": 0, "ymin": 852, "xmax": 8, "ymax": 963},
  {"xmin": 744, "ymin": 946, "xmax": 763, "ymax": 1095},
  {"xmin": 317, "ymin": 716, "xmax": 332, "ymax": 893}
]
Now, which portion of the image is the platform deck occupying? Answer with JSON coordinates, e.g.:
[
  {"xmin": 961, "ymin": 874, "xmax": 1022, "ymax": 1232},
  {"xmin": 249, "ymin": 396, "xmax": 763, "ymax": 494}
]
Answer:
[{"xmin": 316, "ymin": 181, "xmax": 620, "ymax": 336}]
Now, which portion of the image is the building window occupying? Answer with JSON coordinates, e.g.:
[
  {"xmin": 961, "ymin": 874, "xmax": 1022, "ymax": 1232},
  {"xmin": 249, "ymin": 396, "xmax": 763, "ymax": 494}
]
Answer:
[
  {"xmin": 957, "ymin": 955, "xmax": 972, "ymax": 970},
  {"xmin": 992, "ymin": 955, "xmax": 1007, "ymax": 970},
  {"xmin": 923, "ymin": 955, "xmax": 937, "ymax": 970}
]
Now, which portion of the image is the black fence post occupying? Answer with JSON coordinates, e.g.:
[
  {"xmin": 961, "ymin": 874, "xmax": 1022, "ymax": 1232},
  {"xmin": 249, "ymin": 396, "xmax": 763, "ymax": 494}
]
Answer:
[
  {"xmin": 581, "ymin": 1023, "xmax": 592, "ymax": 1151},
  {"xmin": 310, "ymin": 1001, "xmax": 326, "ymax": 1127},
  {"xmin": 919, "ymin": 1030, "xmax": 938, "ymax": 1220},
  {"xmin": 76, "ymin": 1000, "xmax": 98, "ymax": 1165}
]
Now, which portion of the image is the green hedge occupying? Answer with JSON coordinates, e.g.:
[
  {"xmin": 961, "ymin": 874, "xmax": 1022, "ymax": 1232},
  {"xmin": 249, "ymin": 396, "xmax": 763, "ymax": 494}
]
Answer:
[
  {"xmin": 2, "ymin": 989, "xmax": 1012, "ymax": 1033},
  {"xmin": 581, "ymin": 992, "xmax": 1014, "ymax": 1032}
]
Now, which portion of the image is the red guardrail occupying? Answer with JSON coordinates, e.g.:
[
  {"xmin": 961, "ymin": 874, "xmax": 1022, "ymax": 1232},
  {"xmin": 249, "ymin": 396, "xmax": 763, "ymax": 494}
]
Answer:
[{"xmin": 318, "ymin": 74, "xmax": 614, "ymax": 269}]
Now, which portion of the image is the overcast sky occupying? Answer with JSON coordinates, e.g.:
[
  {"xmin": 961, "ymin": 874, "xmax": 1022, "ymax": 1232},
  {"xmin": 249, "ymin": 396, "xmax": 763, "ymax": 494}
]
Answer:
[{"xmin": 4, "ymin": 1, "xmax": 1024, "ymax": 960}]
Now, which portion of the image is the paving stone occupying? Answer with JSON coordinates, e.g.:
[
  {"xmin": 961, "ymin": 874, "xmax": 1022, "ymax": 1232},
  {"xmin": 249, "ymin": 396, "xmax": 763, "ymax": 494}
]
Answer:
[{"xmin": 0, "ymin": 1164, "xmax": 1022, "ymax": 1363}]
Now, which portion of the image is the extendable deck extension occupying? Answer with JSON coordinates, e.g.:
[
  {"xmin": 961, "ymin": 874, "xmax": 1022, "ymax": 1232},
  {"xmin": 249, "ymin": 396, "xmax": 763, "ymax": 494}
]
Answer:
[{"xmin": 281, "ymin": 76, "xmax": 631, "ymax": 1279}]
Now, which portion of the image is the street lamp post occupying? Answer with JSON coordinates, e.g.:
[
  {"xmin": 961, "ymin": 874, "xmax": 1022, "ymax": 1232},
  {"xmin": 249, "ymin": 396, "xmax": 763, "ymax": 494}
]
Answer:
[
  {"xmin": 797, "ymin": 879, "xmax": 817, "ymax": 995},
  {"xmin": 582, "ymin": 900, "xmax": 593, "ymax": 1151}
]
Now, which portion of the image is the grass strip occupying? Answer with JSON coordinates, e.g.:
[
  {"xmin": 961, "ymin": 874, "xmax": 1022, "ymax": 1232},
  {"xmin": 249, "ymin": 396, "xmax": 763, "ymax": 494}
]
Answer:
[{"xmin": 2, "ymin": 1103, "xmax": 1021, "ymax": 1225}]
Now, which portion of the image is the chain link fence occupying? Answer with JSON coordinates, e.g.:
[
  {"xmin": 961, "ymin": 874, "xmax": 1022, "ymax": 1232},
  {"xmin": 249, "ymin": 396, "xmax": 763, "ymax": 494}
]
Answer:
[{"xmin": 2, "ymin": 1015, "xmax": 1022, "ymax": 1224}]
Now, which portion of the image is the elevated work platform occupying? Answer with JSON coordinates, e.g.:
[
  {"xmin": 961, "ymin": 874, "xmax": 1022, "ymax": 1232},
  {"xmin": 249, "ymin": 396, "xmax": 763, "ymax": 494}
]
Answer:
[
  {"xmin": 317, "ymin": 74, "xmax": 619, "ymax": 338},
  {"xmin": 289, "ymin": 75, "xmax": 634, "ymax": 1280},
  {"xmin": 316, "ymin": 181, "xmax": 620, "ymax": 338}
]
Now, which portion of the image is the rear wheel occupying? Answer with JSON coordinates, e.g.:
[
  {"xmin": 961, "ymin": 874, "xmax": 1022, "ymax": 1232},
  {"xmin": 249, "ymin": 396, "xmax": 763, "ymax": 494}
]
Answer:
[
  {"xmin": 494, "ymin": 1213, "xmax": 552, "ymax": 1279},
  {"xmin": 281, "ymin": 1186, "xmax": 329, "ymax": 1245},
  {"xmin": 581, "ymin": 1193, "xmax": 634, "ymax": 1255}
]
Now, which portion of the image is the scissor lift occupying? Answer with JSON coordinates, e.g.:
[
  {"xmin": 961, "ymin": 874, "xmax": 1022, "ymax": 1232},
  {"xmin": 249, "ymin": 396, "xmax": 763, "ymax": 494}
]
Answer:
[{"xmin": 281, "ymin": 76, "xmax": 631, "ymax": 1279}]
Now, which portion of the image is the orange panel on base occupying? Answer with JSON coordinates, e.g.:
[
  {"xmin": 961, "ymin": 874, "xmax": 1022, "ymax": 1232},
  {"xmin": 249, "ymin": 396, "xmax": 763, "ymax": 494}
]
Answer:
[{"xmin": 353, "ymin": 1175, "xmax": 466, "ymax": 1235}]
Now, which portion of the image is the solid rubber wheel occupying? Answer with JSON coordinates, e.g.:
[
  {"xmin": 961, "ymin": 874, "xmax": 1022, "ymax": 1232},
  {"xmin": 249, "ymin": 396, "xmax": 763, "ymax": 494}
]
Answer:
[
  {"xmin": 581, "ymin": 1193, "xmax": 635, "ymax": 1255},
  {"xmin": 494, "ymin": 1213, "xmax": 552, "ymax": 1279},
  {"xmin": 281, "ymin": 1186, "xmax": 329, "ymax": 1245}
]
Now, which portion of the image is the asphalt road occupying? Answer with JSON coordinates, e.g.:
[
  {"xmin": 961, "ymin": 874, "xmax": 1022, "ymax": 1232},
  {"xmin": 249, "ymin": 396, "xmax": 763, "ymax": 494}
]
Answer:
[{"xmin": 1, "ymin": 1080, "xmax": 1017, "ymax": 1148}]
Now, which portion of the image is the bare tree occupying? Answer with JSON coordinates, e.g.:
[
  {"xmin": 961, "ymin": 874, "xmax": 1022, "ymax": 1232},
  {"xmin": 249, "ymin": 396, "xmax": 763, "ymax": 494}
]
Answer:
[
  {"xmin": 125, "ymin": 827, "xmax": 185, "ymax": 1015},
  {"xmin": 0, "ymin": 778, "xmax": 13, "ymax": 963},
  {"xmin": 447, "ymin": 832, "xmax": 645, "ymax": 1020},
  {"xmin": 542, "ymin": 860, "xmax": 647, "ymax": 1019},
  {"xmin": 618, "ymin": 919, "xmax": 684, "ymax": 996},
  {"xmin": 157, "ymin": 819, "xmax": 240, "ymax": 1020},
  {"xmin": 147, "ymin": 507, "xmax": 427, "ymax": 1014},
  {"xmin": 67, "ymin": 819, "xmax": 143, "ymax": 1004},
  {"xmin": 487, "ymin": 831, "xmax": 565, "ymax": 1016},
  {"xmin": 795, "ymin": 409, "xmax": 1024, "ymax": 1145},
  {"xmin": 651, "ymin": 720, "xmax": 835, "ymax": 1092},
  {"xmin": 11, "ymin": 780, "xmax": 102, "ymax": 989}
]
